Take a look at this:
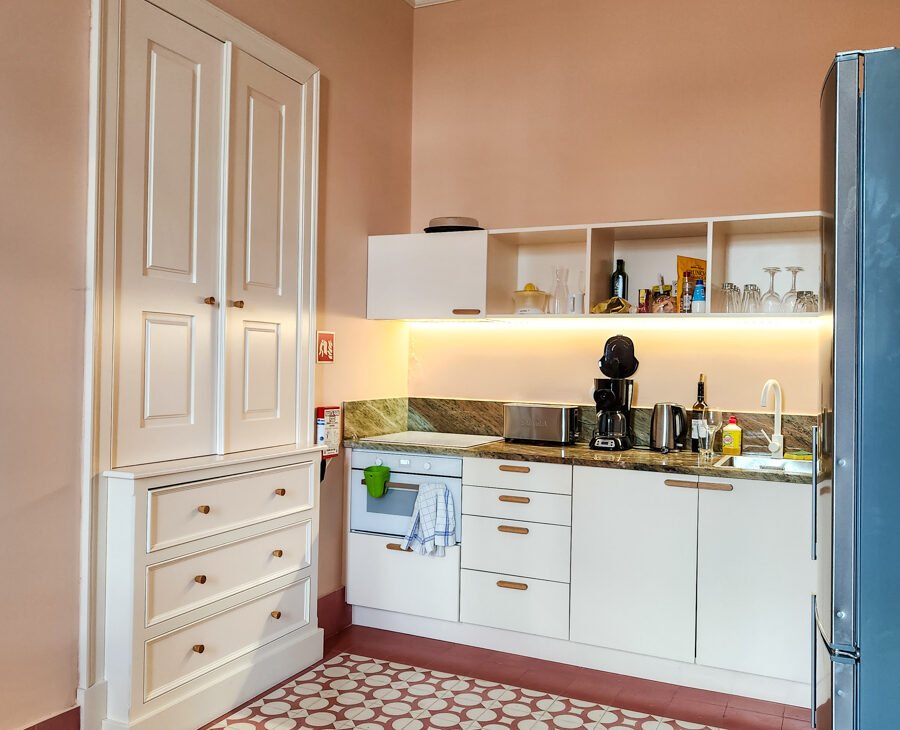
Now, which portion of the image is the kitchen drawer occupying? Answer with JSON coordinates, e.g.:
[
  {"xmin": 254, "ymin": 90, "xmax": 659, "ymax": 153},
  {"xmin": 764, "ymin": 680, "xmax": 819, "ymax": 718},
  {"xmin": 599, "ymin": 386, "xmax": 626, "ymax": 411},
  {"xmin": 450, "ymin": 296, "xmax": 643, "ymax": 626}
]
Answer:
[
  {"xmin": 346, "ymin": 532, "xmax": 459, "ymax": 622},
  {"xmin": 463, "ymin": 458, "xmax": 571, "ymax": 495},
  {"xmin": 145, "ymin": 520, "xmax": 311, "ymax": 626},
  {"xmin": 460, "ymin": 569, "xmax": 569, "ymax": 640},
  {"xmin": 461, "ymin": 515, "xmax": 570, "ymax": 583},
  {"xmin": 144, "ymin": 576, "xmax": 310, "ymax": 700},
  {"xmin": 147, "ymin": 462, "xmax": 314, "ymax": 551},
  {"xmin": 462, "ymin": 484, "xmax": 571, "ymax": 526}
]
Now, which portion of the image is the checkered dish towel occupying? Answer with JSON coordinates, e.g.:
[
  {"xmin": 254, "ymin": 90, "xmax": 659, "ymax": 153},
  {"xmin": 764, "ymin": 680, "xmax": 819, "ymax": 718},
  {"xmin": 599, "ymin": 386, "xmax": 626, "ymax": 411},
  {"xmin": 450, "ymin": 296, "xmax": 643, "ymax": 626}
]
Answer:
[{"xmin": 401, "ymin": 483, "xmax": 456, "ymax": 557}]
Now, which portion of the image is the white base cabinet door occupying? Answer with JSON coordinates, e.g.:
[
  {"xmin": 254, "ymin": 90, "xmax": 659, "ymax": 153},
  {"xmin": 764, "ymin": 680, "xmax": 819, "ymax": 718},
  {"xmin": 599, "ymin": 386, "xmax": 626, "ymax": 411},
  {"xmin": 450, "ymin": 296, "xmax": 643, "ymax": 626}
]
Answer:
[
  {"xmin": 696, "ymin": 476, "xmax": 813, "ymax": 682},
  {"xmin": 346, "ymin": 532, "xmax": 460, "ymax": 622},
  {"xmin": 570, "ymin": 469, "xmax": 698, "ymax": 663}
]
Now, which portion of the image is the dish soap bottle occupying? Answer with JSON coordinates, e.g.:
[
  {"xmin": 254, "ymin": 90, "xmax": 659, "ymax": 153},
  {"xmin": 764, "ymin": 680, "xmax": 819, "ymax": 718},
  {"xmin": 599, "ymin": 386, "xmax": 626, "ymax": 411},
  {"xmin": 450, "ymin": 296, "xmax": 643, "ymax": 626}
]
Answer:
[
  {"xmin": 722, "ymin": 416, "xmax": 742, "ymax": 455},
  {"xmin": 691, "ymin": 278, "xmax": 707, "ymax": 313}
]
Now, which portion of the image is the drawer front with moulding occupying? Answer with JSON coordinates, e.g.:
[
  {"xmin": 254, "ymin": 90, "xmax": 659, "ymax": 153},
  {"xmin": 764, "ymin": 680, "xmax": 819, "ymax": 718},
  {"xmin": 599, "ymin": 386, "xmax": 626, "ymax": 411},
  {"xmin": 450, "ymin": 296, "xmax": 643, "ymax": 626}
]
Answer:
[
  {"xmin": 461, "ymin": 515, "xmax": 570, "ymax": 583},
  {"xmin": 462, "ymin": 484, "xmax": 571, "ymax": 526},
  {"xmin": 463, "ymin": 458, "xmax": 572, "ymax": 495},
  {"xmin": 145, "ymin": 520, "xmax": 311, "ymax": 626},
  {"xmin": 143, "ymin": 577, "xmax": 310, "ymax": 700},
  {"xmin": 460, "ymin": 568, "xmax": 569, "ymax": 640},
  {"xmin": 147, "ymin": 462, "xmax": 314, "ymax": 551},
  {"xmin": 346, "ymin": 532, "xmax": 459, "ymax": 622}
]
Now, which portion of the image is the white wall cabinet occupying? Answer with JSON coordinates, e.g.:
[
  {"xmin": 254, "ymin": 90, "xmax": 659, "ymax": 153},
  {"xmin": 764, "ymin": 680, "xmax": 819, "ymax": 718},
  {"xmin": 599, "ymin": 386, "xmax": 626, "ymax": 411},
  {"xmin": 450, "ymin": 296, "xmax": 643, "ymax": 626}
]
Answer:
[
  {"xmin": 696, "ymin": 476, "xmax": 813, "ymax": 682},
  {"xmin": 569, "ymin": 469, "xmax": 698, "ymax": 663},
  {"xmin": 111, "ymin": 0, "xmax": 314, "ymax": 468},
  {"xmin": 367, "ymin": 231, "xmax": 488, "ymax": 319}
]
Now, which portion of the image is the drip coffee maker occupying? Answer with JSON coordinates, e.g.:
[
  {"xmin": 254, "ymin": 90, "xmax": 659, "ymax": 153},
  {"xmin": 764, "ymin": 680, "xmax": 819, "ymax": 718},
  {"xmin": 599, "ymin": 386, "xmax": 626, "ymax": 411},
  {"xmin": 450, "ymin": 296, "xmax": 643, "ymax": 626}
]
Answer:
[{"xmin": 590, "ymin": 335, "xmax": 638, "ymax": 451}]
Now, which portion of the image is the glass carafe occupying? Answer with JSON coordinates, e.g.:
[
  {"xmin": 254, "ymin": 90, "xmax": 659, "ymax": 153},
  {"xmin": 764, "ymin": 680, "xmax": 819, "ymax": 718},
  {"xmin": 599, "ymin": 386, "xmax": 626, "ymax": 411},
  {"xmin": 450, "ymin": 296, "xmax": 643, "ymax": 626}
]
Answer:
[{"xmin": 550, "ymin": 266, "xmax": 570, "ymax": 314}]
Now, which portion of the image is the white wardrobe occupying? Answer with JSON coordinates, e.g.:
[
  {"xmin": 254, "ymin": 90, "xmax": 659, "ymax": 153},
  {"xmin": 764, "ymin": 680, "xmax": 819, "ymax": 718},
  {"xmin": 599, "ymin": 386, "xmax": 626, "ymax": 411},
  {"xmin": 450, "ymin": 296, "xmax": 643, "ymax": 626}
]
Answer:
[{"xmin": 87, "ymin": 0, "xmax": 322, "ymax": 728}]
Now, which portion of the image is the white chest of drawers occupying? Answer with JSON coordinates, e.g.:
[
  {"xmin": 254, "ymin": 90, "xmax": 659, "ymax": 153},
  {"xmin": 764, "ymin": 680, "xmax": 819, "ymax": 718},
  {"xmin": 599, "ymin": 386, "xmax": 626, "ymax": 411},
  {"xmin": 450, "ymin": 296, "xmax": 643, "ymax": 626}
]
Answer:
[{"xmin": 102, "ymin": 447, "xmax": 322, "ymax": 730}]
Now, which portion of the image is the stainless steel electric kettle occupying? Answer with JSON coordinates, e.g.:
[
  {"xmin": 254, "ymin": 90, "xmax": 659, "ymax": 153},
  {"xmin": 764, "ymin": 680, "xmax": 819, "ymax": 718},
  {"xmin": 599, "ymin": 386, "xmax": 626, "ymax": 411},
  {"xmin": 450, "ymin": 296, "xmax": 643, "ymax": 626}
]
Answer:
[{"xmin": 649, "ymin": 403, "xmax": 688, "ymax": 452}]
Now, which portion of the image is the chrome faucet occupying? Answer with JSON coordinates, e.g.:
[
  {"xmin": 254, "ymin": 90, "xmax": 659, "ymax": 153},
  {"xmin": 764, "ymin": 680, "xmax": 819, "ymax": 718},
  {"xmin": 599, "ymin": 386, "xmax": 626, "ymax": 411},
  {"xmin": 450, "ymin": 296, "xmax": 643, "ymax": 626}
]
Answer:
[{"xmin": 760, "ymin": 379, "xmax": 784, "ymax": 458}]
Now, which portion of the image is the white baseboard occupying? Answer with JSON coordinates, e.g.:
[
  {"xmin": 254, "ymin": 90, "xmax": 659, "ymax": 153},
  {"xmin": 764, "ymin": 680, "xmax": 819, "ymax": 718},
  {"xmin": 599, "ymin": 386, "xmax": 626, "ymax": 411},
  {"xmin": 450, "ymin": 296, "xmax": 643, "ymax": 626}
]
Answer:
[
  {"xmin": 100, "ymin": 627, "xmax": 323, "ymax": 730},
  {"xmin": 79, "ymin": 680, "xmax": 108, "ymax": 730},
  {"xmin": 352, "ymin": 606, "xmax": 808, "ymax": 707}
]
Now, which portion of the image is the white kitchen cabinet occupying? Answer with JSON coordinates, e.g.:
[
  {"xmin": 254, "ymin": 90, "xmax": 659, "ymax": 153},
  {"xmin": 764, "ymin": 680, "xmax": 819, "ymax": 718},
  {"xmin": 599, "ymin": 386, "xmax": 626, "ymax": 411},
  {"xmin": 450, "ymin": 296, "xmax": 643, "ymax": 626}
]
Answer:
[
  {"xmin": 346, "ymin": 532, "xmax": 460, "ymax": 622},
  {"xmin": 115, "ymin": 0, "xmax": 225, "ymax": 466},
  {"xmin": 570, "ymin": 468, "xmax": 698, "ymax": 663},
  {"xmin": 367, "ymin": 231, "xmax": 488, "ymax": 319},
  {"xmin": 696, "ymin": 476, "xmax": 813, "ymax": 682},
  {"xmin": 225, "ymin": 49, "xmax": 302, "ymax": 453}
]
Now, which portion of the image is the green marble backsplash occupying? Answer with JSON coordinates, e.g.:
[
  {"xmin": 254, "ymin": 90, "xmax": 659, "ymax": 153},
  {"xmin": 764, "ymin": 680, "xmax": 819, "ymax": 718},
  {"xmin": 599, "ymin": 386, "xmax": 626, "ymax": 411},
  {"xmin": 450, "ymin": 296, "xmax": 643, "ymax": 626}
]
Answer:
[{"xmin": 344, "ymin": 397, "xmax": 816, "ymax": 453}]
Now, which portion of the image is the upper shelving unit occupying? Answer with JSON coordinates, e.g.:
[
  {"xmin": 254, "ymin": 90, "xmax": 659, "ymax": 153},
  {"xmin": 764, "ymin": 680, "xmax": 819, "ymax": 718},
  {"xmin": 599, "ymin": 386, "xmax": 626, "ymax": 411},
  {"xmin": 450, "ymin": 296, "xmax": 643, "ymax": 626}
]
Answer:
[{"xmin": 366, "ymin": 211, "xmax": 824, "ymax": 320}]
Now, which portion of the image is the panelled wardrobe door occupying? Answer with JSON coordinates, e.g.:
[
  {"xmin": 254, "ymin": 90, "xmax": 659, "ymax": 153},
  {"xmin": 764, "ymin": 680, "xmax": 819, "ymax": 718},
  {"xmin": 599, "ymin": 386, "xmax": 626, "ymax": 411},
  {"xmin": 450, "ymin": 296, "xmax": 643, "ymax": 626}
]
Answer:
[
  {"xmin": 225, "ymin": 50, "xmax": 302, "ymax": 452},
  {"xmin": 115, "ymin": 0, "xmax": 225, "ymax": 466}
]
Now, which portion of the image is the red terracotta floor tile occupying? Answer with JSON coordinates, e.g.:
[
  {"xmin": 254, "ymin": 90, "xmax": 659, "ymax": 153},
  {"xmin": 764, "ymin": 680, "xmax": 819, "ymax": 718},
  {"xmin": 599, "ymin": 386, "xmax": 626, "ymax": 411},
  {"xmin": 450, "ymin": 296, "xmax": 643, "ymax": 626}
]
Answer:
[
  {"xmin": 664, "ymin": 697, "xmax": 729, "ymax": 726},
  {"xmin": 672, "ymin": 684, "xmax": 734, "ymax": 706},
  {"xmin": 723, "ymin": 706, "xmax": 786, "ymax": 729},
  {"xmin": 727, "ymin": 694, "xmax": 788, "ymax": 716},
  {"xmin": 782, "ymin": 717, "xmax": 815, "ymax": 730},
  {"xmin": 783, "ymin": 703, "xmax": 813, "ymax": 721}
]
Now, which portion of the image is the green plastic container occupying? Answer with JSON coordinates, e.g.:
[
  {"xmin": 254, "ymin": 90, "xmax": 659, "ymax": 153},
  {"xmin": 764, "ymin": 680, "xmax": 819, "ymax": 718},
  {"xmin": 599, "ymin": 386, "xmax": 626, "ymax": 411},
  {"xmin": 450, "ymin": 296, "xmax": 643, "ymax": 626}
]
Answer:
[{"xmin": 363, "ymin": 465, "xmax": 390, "ymax": 498}]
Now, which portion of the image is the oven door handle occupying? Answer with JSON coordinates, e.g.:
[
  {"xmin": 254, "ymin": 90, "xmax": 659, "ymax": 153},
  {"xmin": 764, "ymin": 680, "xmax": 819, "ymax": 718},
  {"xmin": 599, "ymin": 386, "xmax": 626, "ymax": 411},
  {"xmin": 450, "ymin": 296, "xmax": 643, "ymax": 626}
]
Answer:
[{"xmin": 359, "ymin": 479, "xmax": 420, "ymax": 491}]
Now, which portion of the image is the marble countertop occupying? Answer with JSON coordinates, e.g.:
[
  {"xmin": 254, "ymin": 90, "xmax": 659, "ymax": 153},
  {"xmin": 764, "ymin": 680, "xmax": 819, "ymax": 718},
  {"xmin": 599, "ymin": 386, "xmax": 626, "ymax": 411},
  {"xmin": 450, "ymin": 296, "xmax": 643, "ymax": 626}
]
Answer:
[{"xmin": 343, "ymin": 437, "xmax": 811, "ymax": 484}]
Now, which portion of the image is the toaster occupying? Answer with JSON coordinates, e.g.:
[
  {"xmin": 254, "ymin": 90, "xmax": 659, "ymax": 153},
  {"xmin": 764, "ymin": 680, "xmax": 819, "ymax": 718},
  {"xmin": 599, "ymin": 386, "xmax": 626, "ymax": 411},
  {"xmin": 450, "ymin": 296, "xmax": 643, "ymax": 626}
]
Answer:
[{"xmin": 503, "ymin": 403, "xmax": 579, "ymax": 445}]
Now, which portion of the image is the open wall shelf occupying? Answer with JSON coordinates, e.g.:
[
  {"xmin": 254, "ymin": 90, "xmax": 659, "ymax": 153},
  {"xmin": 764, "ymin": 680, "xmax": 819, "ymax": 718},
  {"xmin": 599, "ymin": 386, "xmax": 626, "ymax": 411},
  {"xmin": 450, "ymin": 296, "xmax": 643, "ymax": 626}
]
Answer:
[{"xmin": 367, "ymin": 211, "xmax": 824, "ymax": 320}]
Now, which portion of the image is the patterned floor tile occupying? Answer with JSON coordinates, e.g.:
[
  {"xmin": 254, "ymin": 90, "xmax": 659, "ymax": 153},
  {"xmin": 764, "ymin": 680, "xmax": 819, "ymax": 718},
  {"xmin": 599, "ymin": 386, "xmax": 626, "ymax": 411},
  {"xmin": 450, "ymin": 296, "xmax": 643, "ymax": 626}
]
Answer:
[{"xmin": 208, "ymin": 652, "xmax": 726, "ymax": 730}]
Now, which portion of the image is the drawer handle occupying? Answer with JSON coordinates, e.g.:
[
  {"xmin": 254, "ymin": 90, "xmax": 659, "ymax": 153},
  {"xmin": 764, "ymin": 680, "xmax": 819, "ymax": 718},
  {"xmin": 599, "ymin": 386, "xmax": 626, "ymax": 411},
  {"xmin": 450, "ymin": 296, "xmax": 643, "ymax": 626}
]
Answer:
[
  {"xmin": 452, "ymin": 308, "xmax": 481, "ymax": 315},
  {"xmin": 197, "ymin": 505, "xmax": 211, "ymax": 514},
  {"xmin": 270, "ymin": 610, "xmax": 282, "ymax": 619},
  {"xmin": 498, "ymin": 525, "xmax": 529, "ymax": 535},
  {"xmin": 274, "ymin": 488, "xmax": 287, "ymax": 496},
  {"xmin": 386, "ymin": 543, "xmax": 413, "ymax": 552},
  {"xmin": 664, "ymin": 479, "xmax": 697, "ymax": 489},
  {"xmin": 499, "ymin": 465, "xmax": 530, "ymax": 474},
  {"xmin": 272, "ymin": 549, "xmax": 284, "ymax": 558},
  {"xmin": 699, "ymin": 481, "xmax": 734, "ymax": 492},
  {"xmin": 232, "ymin": 299, "xmax": 245, "ymax": 308},
  {"xmin": 194, "ymin": 575, "xmax": 207, "ymax": 585},
  {"xmin": 499, "ymin": 494, "xmax": 531, "ymax": 504},
  {"xmin": 192, "ymin": 644, "xmax": 205, "ymax": 654},
  {"xmin": 203, "ymin": 296, "xmax": 217, "ymax": 306},
  {"xmin": 497, "ymin": 580, "xmax": 528, "ymax": 591}
]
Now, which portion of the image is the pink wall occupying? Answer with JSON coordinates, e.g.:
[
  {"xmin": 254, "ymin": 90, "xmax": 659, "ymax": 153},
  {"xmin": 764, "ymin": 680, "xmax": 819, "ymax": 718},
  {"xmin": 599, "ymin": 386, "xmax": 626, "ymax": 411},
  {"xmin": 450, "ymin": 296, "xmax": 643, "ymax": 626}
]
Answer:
[
  {"xmin": 406, "ymin": 0, "xmax": 900, "ymax": 412},
  {"xmin": 0, "ymin": 1, "xmax": 89, "ymax": 727},
  {"xmin": 411, "ymin": 0, "xmax": 900, "ymax": 229},
  {"xmin": 208, "ymin": 0, "xmax": 414, "ymax": 598}
]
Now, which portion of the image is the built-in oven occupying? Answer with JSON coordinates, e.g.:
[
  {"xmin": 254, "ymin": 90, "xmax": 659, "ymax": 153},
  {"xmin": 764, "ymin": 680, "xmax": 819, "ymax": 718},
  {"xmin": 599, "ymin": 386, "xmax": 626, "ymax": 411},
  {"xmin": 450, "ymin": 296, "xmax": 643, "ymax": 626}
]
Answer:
[{"xmin": 349, "ymin": 449, "xmax": 463, "ymax": 542}]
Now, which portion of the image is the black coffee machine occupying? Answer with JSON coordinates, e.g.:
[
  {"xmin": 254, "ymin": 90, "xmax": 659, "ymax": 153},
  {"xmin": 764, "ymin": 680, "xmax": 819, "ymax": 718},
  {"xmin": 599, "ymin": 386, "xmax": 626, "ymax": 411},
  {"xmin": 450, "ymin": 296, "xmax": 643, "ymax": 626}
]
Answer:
[{"xmin": 590, "ymin": 335, "xmax": 638, "ymax": 451}]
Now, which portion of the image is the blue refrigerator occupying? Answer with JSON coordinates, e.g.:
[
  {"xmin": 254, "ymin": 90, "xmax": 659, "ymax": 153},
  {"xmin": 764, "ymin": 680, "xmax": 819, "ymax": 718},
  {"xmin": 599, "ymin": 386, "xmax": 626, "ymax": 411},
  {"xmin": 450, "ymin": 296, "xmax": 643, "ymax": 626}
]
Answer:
[{"xmin": 816, "ymin": 47, "xmax": 900, "ymax": 729}]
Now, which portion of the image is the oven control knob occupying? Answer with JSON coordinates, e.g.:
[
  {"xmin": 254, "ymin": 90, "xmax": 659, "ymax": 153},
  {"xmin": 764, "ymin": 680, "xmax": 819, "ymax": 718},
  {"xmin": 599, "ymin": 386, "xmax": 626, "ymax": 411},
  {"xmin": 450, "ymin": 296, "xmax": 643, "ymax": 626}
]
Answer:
[
  {"xmin": 423, "ymin": 462, "xmax": 432, "ymax": 470},
  {"xmin": 375, "ymin": 458, "xmax": 383, "ymax": 466}
]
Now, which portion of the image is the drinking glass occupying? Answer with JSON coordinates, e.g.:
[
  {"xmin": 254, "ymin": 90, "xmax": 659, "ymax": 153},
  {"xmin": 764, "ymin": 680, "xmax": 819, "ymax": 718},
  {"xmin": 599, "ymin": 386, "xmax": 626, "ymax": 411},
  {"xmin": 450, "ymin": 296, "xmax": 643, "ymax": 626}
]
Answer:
[
  {"xmin": 698, "ymin": 411, "xmax": 723, "ymax": 463},
  {"xmin": 793, "ymin": 291, "xmax": 819, "ymax": 313},
  {"xmin": 781, "ymin": 266, "xmax": 804, "ymax": 311},
  {"xmin": 761, "ymin": 267, "xmax": 782, "ymax": 313},
  {"xmin": 723, "ymin": 283, "xmax": 742, "ymax": 313},
  {"xmin": 742, "ymin": 284, "xmax": 762, "ymax": 313}
]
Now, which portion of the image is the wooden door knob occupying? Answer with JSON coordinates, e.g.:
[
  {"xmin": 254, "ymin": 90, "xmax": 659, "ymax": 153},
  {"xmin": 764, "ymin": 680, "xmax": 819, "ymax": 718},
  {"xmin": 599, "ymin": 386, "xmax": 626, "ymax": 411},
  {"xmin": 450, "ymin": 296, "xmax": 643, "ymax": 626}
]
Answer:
[
  {"xmin": 272, "ymin": 549, "xmax": 283, "ymax": 558},
  {"xmin": 270, "ymin": 610, "xmax": 282, "ymax": 619},
  {"xmin": 232, "ymin": 300, "xmax": 245, "ymax": 308},
  {"xmin": 197, "ymin": 505, "xmax": 211, "ymax": 514},
  {"xmin": 192, "ymin": 644, "xmax": 205, "ymax": 654},
  {"xmin": 203, "ymin": 296, "xmax": 217, "ymax": 306},
  {"xmin": 274, "ymin": 488, "xmax": 286, "ymax": 496},
  {"xmin": 194, "ymin": 575, "xmax": 207, "ymax": 584}
]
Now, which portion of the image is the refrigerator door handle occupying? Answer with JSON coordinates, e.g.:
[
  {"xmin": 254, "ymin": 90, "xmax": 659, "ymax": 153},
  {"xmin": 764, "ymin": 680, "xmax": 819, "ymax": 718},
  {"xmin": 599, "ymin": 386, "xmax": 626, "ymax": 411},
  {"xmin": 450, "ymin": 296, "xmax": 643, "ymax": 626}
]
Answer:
[
  {"xmin": 810, "ymin": 594, "xmax": 817, "ymax": 728},
  {"xmin": 811, "ymin": 426, "xmax": 818, "ymax": 560}
]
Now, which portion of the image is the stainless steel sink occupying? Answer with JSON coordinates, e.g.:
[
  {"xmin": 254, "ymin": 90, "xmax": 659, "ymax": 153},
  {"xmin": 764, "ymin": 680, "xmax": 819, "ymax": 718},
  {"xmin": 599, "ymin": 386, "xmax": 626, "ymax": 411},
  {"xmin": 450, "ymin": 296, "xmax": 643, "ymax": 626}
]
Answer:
[{"xmin": 713, "ymin": 454, "xmax": 813, "ymax": 476}]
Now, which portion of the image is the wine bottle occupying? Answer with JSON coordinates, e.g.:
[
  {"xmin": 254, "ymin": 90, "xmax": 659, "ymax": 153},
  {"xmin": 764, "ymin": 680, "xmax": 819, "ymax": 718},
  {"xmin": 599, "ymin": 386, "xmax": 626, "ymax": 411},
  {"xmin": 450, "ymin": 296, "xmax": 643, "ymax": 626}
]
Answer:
[
  {"xmin": 611, "ymin": 259, "xmax": 628, "ymax": 300},
  {"xmin": 691, "ymin": 374, "xmax": 709, "ymax": 453}
]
